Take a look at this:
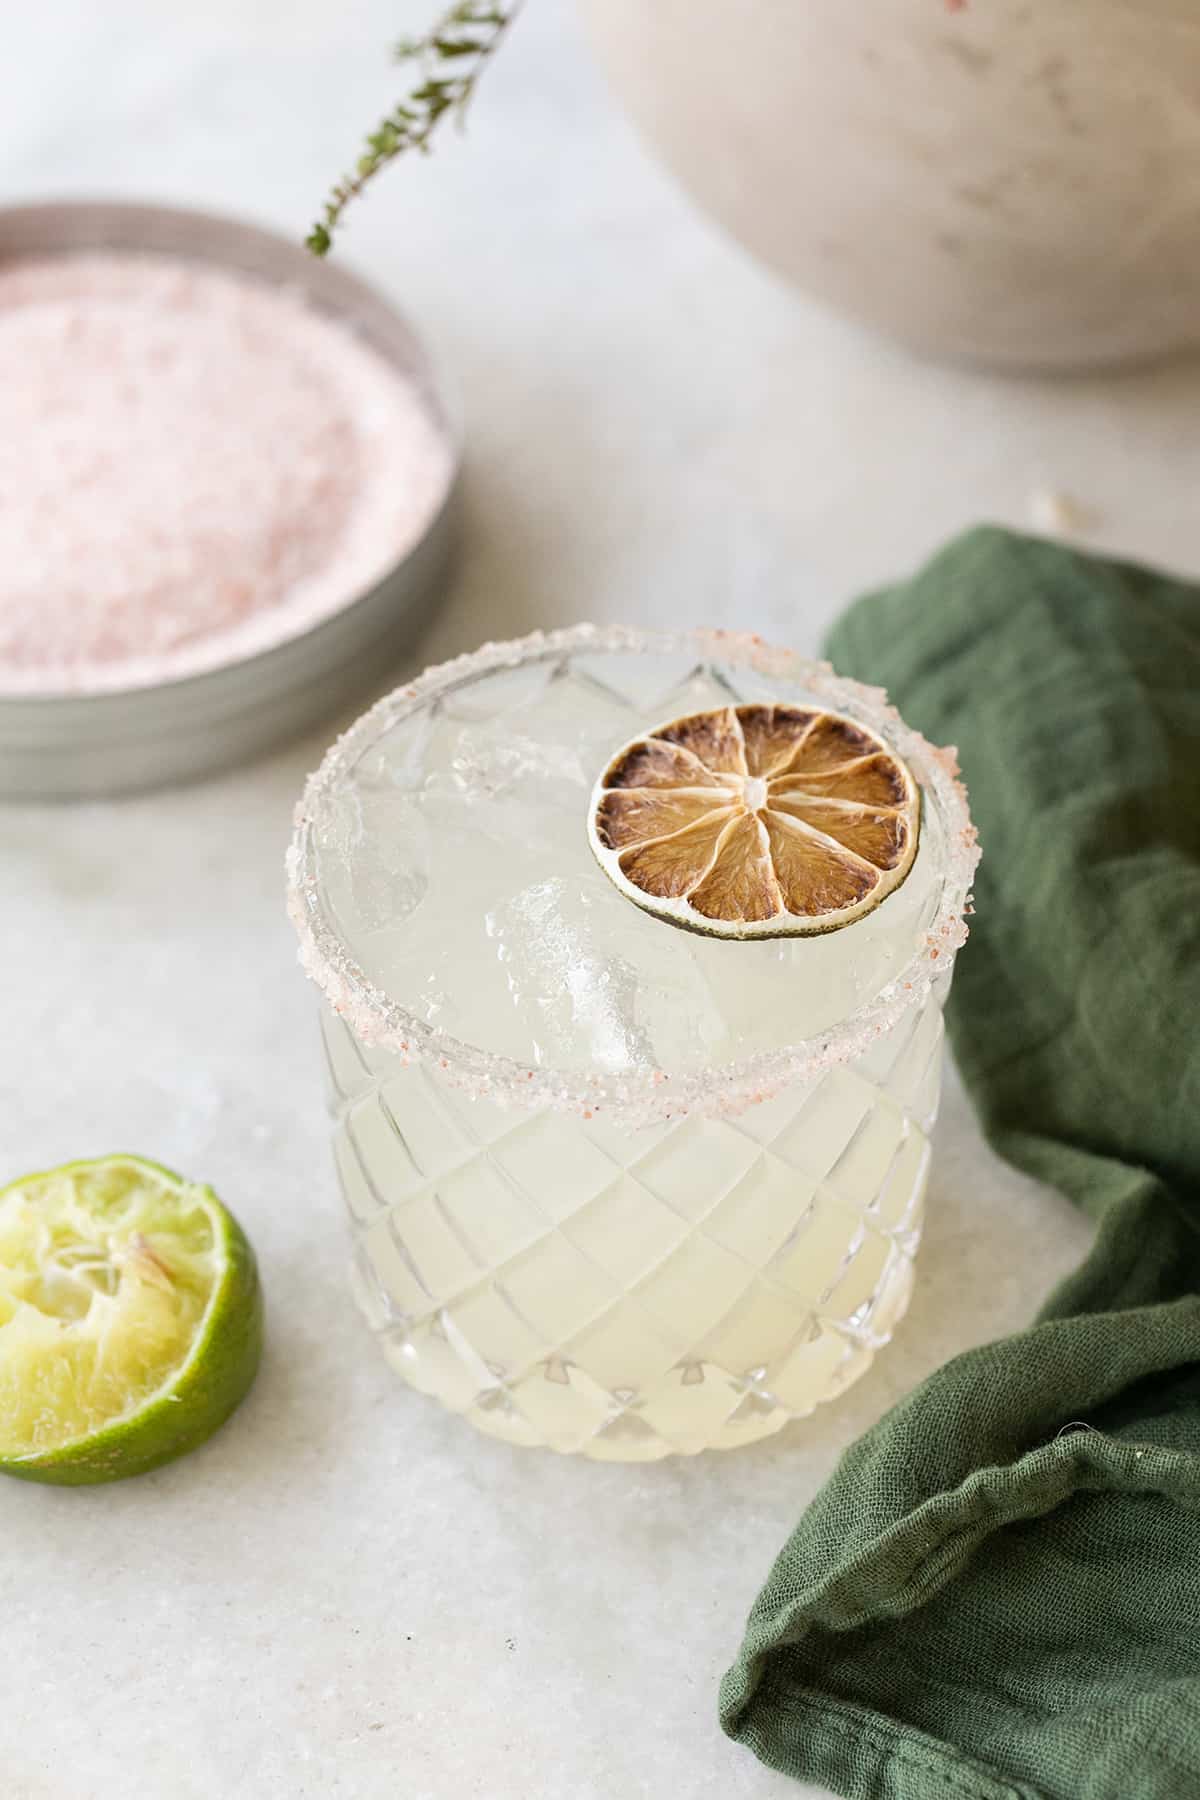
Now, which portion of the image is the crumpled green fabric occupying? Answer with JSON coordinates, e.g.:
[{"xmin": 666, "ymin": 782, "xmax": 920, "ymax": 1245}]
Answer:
[{"xmin": 719, "ymin": 527, "xmax": 1200, "ymax": 1800}]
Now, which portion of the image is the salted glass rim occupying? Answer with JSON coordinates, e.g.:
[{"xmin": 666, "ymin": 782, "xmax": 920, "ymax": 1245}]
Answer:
[{"xmin": 286, "ymin": 624, "xmax": 980, "ymax": 1124}]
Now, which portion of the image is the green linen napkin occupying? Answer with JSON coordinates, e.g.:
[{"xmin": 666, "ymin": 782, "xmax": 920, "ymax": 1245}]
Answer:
[{"xmin": 719, "ymin": 526, "xmax": 1200, "ymax": 1800}]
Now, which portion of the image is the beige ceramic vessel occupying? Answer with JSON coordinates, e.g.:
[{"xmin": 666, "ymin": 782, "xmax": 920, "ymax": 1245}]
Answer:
[{"xmin": 581, "ymin": 0, "xmax": 1200, "ymax": 370}]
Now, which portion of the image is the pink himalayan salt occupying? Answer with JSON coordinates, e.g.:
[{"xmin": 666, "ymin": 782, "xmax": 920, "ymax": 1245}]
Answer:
[{"xmin": 0, "ymin": 253, "xmax": 452, "ymax": 695}]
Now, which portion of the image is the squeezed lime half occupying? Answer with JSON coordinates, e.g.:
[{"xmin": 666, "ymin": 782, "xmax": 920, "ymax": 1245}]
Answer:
[{"xmin": 0, "ymin": 1155, "xmax": 262, "ymax": 1486}]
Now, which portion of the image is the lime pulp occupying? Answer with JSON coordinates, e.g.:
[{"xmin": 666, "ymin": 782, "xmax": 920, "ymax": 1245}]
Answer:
[{"xmin": 0, "ymin": 1155, "xmax": 262, "ymax": 1486}]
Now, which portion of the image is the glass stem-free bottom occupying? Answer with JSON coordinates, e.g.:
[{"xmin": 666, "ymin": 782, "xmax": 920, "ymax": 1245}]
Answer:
[{"xmin": 323, "ymin": 991, "xmax": 945, "ymax": 1460}]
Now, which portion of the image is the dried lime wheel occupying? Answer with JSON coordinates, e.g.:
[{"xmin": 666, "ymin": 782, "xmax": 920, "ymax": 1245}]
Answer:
[{"xmin": 588, "ymin": 704, "xmax": 920, "ymax": 939}]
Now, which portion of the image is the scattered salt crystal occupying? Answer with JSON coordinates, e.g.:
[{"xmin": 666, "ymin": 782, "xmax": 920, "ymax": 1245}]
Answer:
[
  {"xmin": 0, "ymin": 253, "xmax": 452, "ymax": 695},
  {"xmin": 1029, "ymin": 488, "xmax": 1090, "ymax": 537}
]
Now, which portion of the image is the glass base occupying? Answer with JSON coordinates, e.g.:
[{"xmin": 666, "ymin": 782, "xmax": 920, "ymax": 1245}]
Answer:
[
  {"xmin": 324, "ymin": 991, "xmax": 943, "ymax": 1460},
  {"xmin": 375, "ymin": 1254, "xmax": 916, "ymax": 1460}
]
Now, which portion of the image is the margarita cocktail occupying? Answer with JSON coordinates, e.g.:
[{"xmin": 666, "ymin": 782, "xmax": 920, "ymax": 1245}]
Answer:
[{"xmin": 288, "ymin": 627, "xmax": 978, "ymax": 1458}]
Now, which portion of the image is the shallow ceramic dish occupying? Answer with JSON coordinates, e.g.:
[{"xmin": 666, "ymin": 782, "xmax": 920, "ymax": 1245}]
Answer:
[{"xmin": 0, "ymin": 199, "xmax": 459, "ymax": 800}]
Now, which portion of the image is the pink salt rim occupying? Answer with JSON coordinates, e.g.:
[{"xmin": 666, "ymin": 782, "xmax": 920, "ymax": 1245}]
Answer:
[{"xmin": 286, "ymin": 624, "xmax": 981, "ymax": 1125}]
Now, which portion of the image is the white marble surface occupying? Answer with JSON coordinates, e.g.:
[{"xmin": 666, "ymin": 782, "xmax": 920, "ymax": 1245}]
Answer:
[{"xmin": 5, "ymin": 4, "xmax": 1199, "ymax": 1796}]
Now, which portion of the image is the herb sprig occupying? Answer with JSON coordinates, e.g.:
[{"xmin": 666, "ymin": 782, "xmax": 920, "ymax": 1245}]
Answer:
[
  {"xmin": 309, "ymin": 0, "xmax": 967, "ymax": 255},
  {"xmin": 307, "ymin": 1, "xmax": 520, "ymax": 256}
]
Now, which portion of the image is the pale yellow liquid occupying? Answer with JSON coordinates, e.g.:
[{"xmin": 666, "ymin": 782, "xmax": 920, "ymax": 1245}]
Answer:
[
  {"xmin": 324, "ymin": 989, "xmax": 943, "ymax": 1459},
  {"xmin": 313, "ymin": 647, "xmax": 951, "ymax": 1457}
]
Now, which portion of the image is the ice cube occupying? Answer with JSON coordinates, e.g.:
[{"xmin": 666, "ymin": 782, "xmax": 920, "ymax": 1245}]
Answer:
[
  {"xmin": 486, "ymin": 876, "xmax": 652, "ymax": 1071},
  {"xmin": 313, "ymin": 787, "xmax": 430, "ymax": 939},
  {"xmin": 484, "ymin": 874, "xmax": 730, "ymax": 1073},
  {"xmin": 447, "ymin": 722, "xmax": 588, "ymax": 802}
]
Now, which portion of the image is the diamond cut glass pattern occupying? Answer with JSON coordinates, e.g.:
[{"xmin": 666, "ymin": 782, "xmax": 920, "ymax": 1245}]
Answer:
[
  {"xmin": 323, "ymin": 994, "xmax": 947, "ymax": 1458},
  {"xmin": 293, "ymin": 630, "xmax": 978, "ymax": 1458}
]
